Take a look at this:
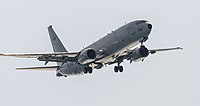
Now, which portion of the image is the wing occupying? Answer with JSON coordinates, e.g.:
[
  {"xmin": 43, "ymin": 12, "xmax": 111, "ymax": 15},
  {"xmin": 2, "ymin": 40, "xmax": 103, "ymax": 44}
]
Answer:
[
  {"xmin": 106, "ymin": 46, "xmax": 183, "ymax": 65},
  {"xmin": 0, "ymin": 52, "xmax": 80, "ymax": 65},
  {"xmin": 149, "ymin": 47, "xmax": 183, "ymax": 54},
  {"xmin": 0, "ymin": 52, "xmax": 79, "ymax": 58}
]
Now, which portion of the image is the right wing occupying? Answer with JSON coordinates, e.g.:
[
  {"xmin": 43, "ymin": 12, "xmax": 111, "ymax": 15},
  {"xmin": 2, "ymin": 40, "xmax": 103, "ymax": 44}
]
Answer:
[
  {"xmin": 0, "ymin": 52, "xmax": 79, "ymax": 58},
  {"xmin": 0, "ymin": 52, "xmax": 80, "ymax": 64}
]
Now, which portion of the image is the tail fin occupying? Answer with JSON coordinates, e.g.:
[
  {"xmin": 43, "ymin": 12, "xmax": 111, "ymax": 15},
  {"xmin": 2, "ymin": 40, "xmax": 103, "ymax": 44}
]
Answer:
[{"xmin": 48, "ymin": 25, "xmax": 68, "ymax": 52}]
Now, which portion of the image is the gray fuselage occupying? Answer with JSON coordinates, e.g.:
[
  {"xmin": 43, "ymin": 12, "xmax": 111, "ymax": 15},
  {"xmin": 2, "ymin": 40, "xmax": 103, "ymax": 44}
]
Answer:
[{"xmin": 60, "ymin": 20, "xmax": 152, "ymax": 75}]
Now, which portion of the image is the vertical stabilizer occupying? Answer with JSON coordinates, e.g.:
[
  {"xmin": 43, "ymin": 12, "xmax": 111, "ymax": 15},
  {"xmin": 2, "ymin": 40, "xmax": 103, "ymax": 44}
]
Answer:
[{"xmin": 48, "ymin": 25, "xmax": 67, "ymax": 52}]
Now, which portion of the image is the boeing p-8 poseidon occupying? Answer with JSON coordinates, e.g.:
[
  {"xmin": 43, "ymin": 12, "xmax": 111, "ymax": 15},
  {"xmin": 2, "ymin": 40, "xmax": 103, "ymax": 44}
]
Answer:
[{"xmin": 0, "ymin": 20, "xmax": 182, "ymax": 77}]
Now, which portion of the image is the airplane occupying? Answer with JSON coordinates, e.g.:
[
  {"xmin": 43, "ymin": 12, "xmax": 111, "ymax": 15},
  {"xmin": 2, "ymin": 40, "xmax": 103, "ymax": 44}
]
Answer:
[{"xmin": 0, "ymin": 20, "xmax": 183, "ymax": 77}]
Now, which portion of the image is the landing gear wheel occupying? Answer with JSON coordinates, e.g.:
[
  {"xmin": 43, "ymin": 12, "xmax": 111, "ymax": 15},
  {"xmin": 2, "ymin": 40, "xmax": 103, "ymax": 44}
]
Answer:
[
  {"xmin": 88, "ymin": 67, "xmax": 93, "ymax": 74},
  {"xmin": 84, "ymin": 68, "xmax": 88, "ymax": 74},
  {"xmin": 119, "ymin": 66, "xmax": 123, "ymax": 72},
  {"xmin": 84, "ymin": 71, "xmax": 88, "ymax": 74},
  {"xmin": 114, "ymin": 66, "xmax": 119, "ymax": 73},
  {"xmin": 114, "ymin": 65, "xmax": 124, "ymax": 73}
]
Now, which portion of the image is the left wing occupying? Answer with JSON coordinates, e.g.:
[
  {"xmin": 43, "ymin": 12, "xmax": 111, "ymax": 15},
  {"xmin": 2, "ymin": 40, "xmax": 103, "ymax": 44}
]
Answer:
[
  {"xmin": 107, "ymin": 46, "xmax": 183, "ymax": 65},
  {"xmin": 149, "ymin": 47, "xmax": 183, "ymax": 54}
]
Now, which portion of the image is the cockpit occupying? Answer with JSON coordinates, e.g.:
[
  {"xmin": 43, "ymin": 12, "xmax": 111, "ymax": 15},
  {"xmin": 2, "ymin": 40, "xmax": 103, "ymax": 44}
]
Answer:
[
  {"xmin": 135, "ymin": 20, "xmax": 148, "ymax": 25},
  {"xmin": 135, "ymin": 20, "xmax": 152, "ymax": 30}
]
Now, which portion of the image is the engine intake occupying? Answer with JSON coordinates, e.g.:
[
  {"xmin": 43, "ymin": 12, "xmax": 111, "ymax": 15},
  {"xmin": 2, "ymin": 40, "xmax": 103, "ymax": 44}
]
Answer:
[
  {"xmin": 78, "ymin": 48, "xmax": 96, "ymax": 64},
  {"xmin": 139, "ymin": 46, "xmax": 149, "ymax": 57},
  {"xmin": 87, "ymin": 49, "xmax": 96, "ymax": 59}
]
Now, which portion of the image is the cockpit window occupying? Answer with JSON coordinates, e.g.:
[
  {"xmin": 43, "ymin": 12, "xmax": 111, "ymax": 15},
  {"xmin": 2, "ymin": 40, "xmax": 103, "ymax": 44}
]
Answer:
[{"xmin": 136, "ymin": 20, "xmax": 147, "ymax": 25}]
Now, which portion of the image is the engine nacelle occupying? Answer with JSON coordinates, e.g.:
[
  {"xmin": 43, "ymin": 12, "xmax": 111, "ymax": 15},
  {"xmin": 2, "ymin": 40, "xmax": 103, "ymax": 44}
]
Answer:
[
  {"xmin": 78, "ymin": 48, "xmax": 96, "ymax": 64},
  {"xmin": 128, "ymin": 46, "xmax": 149, "ymax": 62}
]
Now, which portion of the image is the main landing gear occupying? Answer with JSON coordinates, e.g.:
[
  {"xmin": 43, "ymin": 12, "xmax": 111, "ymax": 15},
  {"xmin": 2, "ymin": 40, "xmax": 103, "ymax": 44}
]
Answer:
[
  {"xmin": 84, "ymin": 67, "xmax": 93, "ymax": 74},
  {"xmin": 114, "ymin": 63, "xmax": 123, "ymax": 73},
  {"xmin": 114, "ymin": 66, "xmax": 123, "ymax": 73}
]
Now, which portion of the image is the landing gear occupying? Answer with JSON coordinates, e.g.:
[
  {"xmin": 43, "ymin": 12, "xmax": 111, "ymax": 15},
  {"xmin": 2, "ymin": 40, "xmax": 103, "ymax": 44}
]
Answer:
[
  {"xmin": 84, "ymin": 67, "xmax": 93, "ymax": 74},
  {"xmin": 141, "ymin": 37, "xmax": 148, "ymax": 45},
  {"xmin": 84, "ymin": 69, "xmax": 88, "ymax": 74},
  {"xmin": 114, "ymin": 66, "xmax": 118, "ymax": 72},
  {"xmin": 114, "ymin": 64, "xmax": 123, "ymax": 73},
  {"xmin": 88, "ymin": 67, "xmax": 93, "ymax": 74},
  {"xmin": 119, "ymin": 66, "xmax": 123, "ymax": 72}
]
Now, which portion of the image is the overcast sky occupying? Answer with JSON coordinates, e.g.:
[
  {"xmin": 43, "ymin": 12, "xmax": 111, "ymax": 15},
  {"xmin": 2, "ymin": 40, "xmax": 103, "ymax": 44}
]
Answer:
[{"xmin": 0, "ymin": 0, "xmax": 199, "ymax": 106}]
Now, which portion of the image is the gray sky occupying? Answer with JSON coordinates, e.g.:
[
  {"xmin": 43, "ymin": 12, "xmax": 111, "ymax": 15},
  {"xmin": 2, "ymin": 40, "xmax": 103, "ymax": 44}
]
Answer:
[{"xmin": 0, "ymin": 0, "xmax": 199, "ymax": 106}]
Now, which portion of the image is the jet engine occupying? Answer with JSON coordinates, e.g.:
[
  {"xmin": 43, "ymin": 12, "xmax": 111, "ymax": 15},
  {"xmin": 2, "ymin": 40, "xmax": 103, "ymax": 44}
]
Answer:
[
  {"xmin": 78, "ymin": 48, "xmax": 97, "ymax": 64},
  {"xmin": 127, "ymin": 45, "xmax": 149, "ymax": 62}
]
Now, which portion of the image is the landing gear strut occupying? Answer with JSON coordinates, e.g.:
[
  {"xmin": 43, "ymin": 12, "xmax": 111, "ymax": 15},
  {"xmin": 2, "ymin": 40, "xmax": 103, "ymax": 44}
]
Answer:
[{"xmin": 141, "ymin": 37, "xmax": 148, "ymax": 45}]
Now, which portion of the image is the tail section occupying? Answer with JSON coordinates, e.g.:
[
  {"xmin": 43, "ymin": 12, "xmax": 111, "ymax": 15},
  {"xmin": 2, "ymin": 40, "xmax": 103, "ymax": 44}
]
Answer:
[{"xmin": 48, "ymin": 25, "xmax": 68, "ymax": 52}]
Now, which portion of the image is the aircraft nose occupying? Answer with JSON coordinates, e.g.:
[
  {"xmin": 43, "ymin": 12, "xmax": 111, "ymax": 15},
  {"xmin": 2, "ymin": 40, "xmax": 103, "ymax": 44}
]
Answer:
[{"xmin": 148, "ymin": 24, "xmax": 152, "ymax": 29}]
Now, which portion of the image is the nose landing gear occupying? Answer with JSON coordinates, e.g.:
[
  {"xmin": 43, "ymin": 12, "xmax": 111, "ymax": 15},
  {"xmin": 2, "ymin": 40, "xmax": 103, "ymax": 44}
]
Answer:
[{"xmin": 141, "ymin": 37, "xmax": 148, "ymax": 45}]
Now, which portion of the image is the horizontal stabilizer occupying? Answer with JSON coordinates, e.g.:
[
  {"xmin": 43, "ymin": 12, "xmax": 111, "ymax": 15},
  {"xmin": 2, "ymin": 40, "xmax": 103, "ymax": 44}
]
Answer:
[{"xmin": 16, "ymin": 66, "xmax": 59, "ymax": 71}]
